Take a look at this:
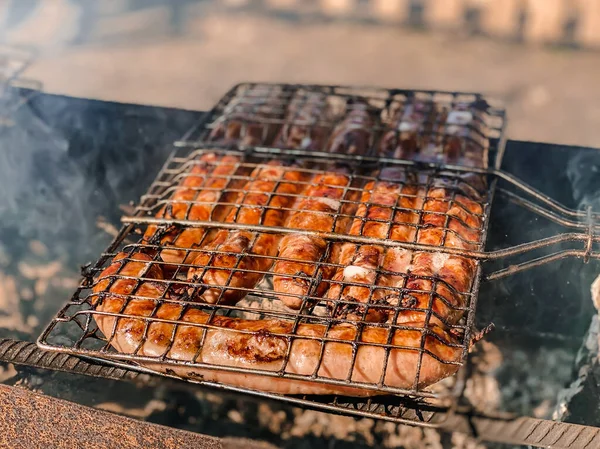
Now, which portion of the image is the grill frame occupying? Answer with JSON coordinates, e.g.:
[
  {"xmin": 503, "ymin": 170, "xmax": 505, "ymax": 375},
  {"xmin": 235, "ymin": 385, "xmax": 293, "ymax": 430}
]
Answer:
[
  {"xmin": 179, "ymin": 82, "xmax": 506, "ymax": 169},
  {"xmin": 35, "ymin": 82, "xmax": 513, "ymax": 426},
  {"xmin": 36, "ymin": 150, "xmax": 492, "ymax": 390}
]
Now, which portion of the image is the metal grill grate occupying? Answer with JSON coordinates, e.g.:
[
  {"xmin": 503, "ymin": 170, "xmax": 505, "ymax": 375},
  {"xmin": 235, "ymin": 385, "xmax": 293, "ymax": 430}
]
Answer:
[
  {"xmin": 37, "ymin": 152, "xmax": 491, "ymax": 382},
  {"xmin": 37, "ymin": 83, "xmax": 599, "ymax": 425},
  {"xmin": 37, "ymin": 159, "xmax": 493, "ymax": 422},
  {"xmin": 181, "ymin": 83, "xmax": 505, "ymax": 170}
]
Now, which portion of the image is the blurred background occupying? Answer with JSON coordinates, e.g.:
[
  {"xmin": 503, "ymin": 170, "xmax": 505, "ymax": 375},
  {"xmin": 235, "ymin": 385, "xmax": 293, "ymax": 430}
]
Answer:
[{"xmin": 2, "ymin": 0, "xmax": 600, "ymax": 147}]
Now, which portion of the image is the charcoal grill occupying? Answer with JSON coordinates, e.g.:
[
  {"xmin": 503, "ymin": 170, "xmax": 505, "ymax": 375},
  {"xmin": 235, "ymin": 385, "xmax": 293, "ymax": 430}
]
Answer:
[{"xmin": 35, "ymin": 83, "xmax": 600, "ymax": 430}]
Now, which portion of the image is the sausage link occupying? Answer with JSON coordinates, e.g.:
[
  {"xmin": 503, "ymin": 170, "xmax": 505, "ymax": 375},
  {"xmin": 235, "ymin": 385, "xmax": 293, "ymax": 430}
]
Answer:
[
  {"xmin": 380, "ymin": 101, "xmax": 488, "ymax": 168},
  {"xmin": 187, "ymin": 161, "xmax": 307, "ymax": 304},
  {"xmin": 272, "ymin": 168, "xmax": 352, "ymax": 309},
  {"xmin": 93, "ymin": 252, "xmax": 462, "ymax": 396},
  {"xmin": 209, "ymin": 85, "xmax": 285, "ymax": 146},
  {"xmin": 378, "ymin": 101, "xmax": 437, "ymax": 160},
  {"xmin": 326, "ymin": 167, "xmax": 421, "ymax": 322},
  {"xmin": 274, "ymin": 91, "xmax": 332, "ymax": 151},
  {"xmin": 399, "ymin": 176, "xmax": 485, "ymax": 325},
  {"xmin": 327, "ymin": 101, "xmax": 377, "ymax": 155},
  {"xmin": 143, "ymin": 153, "xmax": 240, "ymax": 266},
  {"xmin": 443, "ymin": 104, "xmax": 489, "ymax": 168}
]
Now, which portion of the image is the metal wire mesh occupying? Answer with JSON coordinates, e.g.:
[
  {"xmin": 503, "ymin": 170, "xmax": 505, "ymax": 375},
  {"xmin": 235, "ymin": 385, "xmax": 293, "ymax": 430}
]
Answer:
[
  {"xmin": 181, "ymin": 83, "xmax": 506, "ymax": 169},
  {"xmin": 38, "ymin": 153, "xmax": 490, "ymax": 416},
  {"xmin": 37, "ymin": 83, "xmax": 506, "ymax": 425}
]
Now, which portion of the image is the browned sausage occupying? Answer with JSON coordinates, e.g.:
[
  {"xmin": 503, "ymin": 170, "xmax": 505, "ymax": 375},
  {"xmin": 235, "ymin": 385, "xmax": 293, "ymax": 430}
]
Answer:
[
  {"xmin": 325, "ymin": 168, "xmax": 421, "ymax": 322},
  {"xmin": 274, "ymin": 91, "xmax": 332, "ymax": 151},
  {"xmin": 142, "ymin": 153, "xmax": 241, "ymax": 266},
  {"xmin": 92, "ymin": 252, "xmax": 462, "ymax": 396},
  {"xmin": 398, "ymin": 177, "xmax": 485, "ymax": 325},
  {"xmin": 272, "ymin": 168, "xmax": 352, "ymax": 308},
  {"xmin": 324, "ymin": 166, "xmax": 486, "ymax": 327},
  {"xmin": 442, "ymin": 104, "xmax": 489, "ymax": 168},
  {"xmin": 378, "ymin": 101, "xmax": 436, "ymax": 160},
  {"xmin": 327, "ymin": 101, "xmax": 377, "ymax": 155},
  {"xmin": 380, "ymin": 101, "xmax": 489, "ymax": 168},
  {"xmin": 209, "ymin": 85, "xmax": 285, "ymax": 146},
  {"xmin": 187, "ymin": 161, "xmax": 307, "ymax": 304}
]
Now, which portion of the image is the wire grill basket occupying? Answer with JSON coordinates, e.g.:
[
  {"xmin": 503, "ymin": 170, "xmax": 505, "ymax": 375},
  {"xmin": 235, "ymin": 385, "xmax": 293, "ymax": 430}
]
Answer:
[{"xmin": 38, "ymin": 83, "xmax": 599, "ymax": 425}]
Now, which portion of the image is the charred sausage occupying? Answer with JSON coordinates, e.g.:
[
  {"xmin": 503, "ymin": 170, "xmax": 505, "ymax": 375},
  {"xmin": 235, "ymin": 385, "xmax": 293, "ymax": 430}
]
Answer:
[
  {"xmin": 327, "ymin": 101, "xmax": 377, "ymax": 155},
  {"xmin": 274, "ymin": 91, "xmax": 333, "ymax": 151},
  {"xmin": 399, "ymin": 177, "xmax": 485, "ymax": 325},
  {"xmin": 187, "ymin": 161, "xmax": 306, "ymax": 304},
  {"xmin": 92, "ymin": 252, "xmax": 462, "ymax": 396},
  {"xmin": 272, "ymin": 168, "xmax": 353, "ymax": 308},
  {"xmin": 142, "ymin": 153, "xmax": 240, "ymax": 266},
  {"xmin": 325, "ymin": 168, "xmax": 421, "ymax": 322},
  {"xmin": 209, "ymin": 85, "xmax": 285, "ymax": 146}
]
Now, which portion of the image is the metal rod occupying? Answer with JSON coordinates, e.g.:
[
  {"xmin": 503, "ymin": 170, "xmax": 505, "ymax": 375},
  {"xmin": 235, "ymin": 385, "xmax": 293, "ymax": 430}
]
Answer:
[
  {"xmin": 121, "ymin": 215, "xmax": 599, "ymax": 262},
  {"xmin": 497, "ymin": 188, "xmax": 600, "ymax": 231},
  {"xmin": 492, "ymin": 169, "xmax": 600, "ymax": 221},
  {"xmin": 0, "ymin": 338, "xmax": 147, "ymax": 383},
  {"xmin": 485, "ymin": 249, "xmax": 600, "ymax": 281}
]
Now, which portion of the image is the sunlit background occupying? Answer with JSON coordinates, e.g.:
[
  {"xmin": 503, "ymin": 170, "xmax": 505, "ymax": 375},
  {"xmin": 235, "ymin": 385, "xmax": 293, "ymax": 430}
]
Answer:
[{"xmin": 2, "ymin": 0, "xmax": 600, "ymax": 147}]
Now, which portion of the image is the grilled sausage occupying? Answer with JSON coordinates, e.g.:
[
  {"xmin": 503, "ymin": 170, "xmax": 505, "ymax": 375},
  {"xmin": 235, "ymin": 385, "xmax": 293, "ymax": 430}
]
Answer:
[
  {"xmin": 379, "ymin": 101, "xmax": 436, "ymax": 160},
  {"xmin": 142, "ymin": 153, "xmax": 240, "ymax": 266},
  {"xmin": 380, "ymin": 101, "xmax": 488, "ymax": 168},
  {"xmin": 325, "ymin": 168, "xmax": 421, "ymax": 322},
  {"xmin": 325, "ymin": 166, "xmax": 486, "ymax": 327},
  {"xmin": 443, "ymin": 104, "xmax": 489, "ymax": 168},
  {"xmin": 209, "ymin": 85, "xmax": 285, "ymax": 146},
  {"xmin": 187, "ymin": 161, "xmax": 306, "ymax": 304},
  {"xmin": 92, "ymin": 252, "xmax": 462, "ymax": 396},
  {"xmin": 274, "ymin": 91, "xmax": 332, "ymax": 151},
  {"xmin": 398, "ymin": 176, "xmax": 485, "ymax": 325},
  {"xmin": 272, "ymin": 168, "xmax": 352, "ymax": 308},
  {"xmin": 327, "ymin": 101, "xmax": 377, "ymax": 155}
]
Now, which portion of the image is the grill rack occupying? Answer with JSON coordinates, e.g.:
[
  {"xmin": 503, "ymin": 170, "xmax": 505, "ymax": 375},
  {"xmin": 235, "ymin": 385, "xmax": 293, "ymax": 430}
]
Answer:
[
  {"xmin": 38, "ymin": 153, "xmax": 489, "ymax": 389},
  {"xmin": 181, "ymin": 83, "xmax": 505, "ymax": 169},
  {"xmin": 37, "ymin": 83, "xmax": 600, "ymax": 426}
]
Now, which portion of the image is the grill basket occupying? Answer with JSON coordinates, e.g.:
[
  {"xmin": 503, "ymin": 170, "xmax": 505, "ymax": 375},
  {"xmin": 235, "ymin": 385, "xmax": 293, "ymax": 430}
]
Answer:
[{"xmin": 37, "ymin": 83, "xmax": 599, "ymax": 426}]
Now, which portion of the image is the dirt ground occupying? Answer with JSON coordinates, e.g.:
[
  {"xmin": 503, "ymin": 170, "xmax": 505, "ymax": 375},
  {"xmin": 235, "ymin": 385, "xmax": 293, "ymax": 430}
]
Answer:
[{"xmin": 3, "ymin": 0, "xmax": 600, "ymax": 148}]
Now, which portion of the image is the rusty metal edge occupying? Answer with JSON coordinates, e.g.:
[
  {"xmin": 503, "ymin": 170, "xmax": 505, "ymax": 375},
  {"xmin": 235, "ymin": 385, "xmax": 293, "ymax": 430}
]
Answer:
[
  {"xmin": 3, "ymin": 338, "xmax": 600, "ymax": 448},
  {"xmin": 0, "ymin": 338, "xmax": 149, "ymax": 383},
  {"xmin": 0, "ymin": 339, "xmax": 280, "ymax": 449},
  {"xmin": 0, "ymin": 383, "xmax": 223, "ymax": 449}
]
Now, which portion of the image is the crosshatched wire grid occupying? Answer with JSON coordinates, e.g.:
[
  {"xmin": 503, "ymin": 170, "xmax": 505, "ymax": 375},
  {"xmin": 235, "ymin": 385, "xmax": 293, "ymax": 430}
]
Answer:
[
  {"xmin": 38, "ymin": 83, "xmax": 505, "ymax": 425},
  {"xmin": 38, "ymin": 148, "xmax": 492, "ymax": 419},
  {"xmin": 181, "ymin": 82, "xmax": 506, "ymax": 170}
]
